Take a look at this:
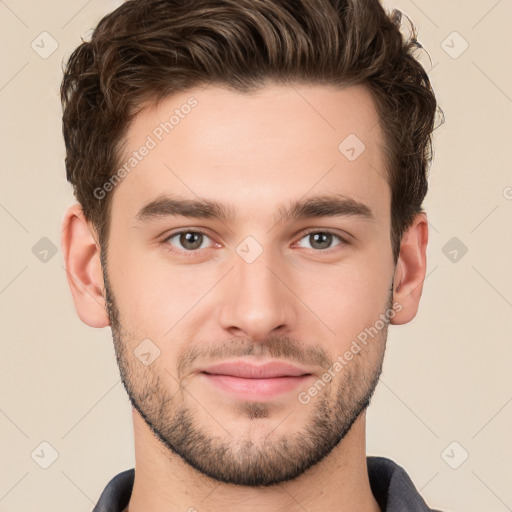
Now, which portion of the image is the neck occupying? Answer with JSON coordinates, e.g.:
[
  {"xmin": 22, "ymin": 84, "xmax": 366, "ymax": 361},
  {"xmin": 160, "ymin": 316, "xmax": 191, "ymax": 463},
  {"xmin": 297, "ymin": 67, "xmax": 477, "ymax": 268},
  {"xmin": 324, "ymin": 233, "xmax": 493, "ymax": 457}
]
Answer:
[{"xmin": 125, "ymin": 409, "xmax": 381, "ymax": 512}]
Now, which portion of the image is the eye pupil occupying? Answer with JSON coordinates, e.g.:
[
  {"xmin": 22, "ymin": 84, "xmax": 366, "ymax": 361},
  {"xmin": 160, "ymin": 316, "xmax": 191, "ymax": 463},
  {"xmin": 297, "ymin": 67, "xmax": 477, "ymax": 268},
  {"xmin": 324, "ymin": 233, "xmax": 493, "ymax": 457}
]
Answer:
[
  {"xmin": 180, "ymin": 231, "xmax": 203, "ymax": 250},
  {"xmin": 310, "ymin": 232, "xmax": 332, "ymax": 250}
]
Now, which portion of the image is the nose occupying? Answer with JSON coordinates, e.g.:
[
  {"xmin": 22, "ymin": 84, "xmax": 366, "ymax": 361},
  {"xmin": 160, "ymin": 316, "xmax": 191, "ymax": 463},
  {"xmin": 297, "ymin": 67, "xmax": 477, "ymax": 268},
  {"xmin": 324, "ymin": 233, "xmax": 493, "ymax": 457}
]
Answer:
[{"xmin": 218, "ymin": 245, "xmax": 298, "ymax": 342}]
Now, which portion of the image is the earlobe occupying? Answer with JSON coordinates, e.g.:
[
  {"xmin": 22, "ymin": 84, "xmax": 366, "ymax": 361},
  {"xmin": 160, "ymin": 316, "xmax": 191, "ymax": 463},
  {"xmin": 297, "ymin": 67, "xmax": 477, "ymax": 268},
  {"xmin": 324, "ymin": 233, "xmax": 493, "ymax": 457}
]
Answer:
[
  {"xmin": 61, "ymin": 203, "xmax": 110, "ymax": 328},
  {"xmin": 390, "ymin": 212, "xmax": 429, "ymax": 325}
]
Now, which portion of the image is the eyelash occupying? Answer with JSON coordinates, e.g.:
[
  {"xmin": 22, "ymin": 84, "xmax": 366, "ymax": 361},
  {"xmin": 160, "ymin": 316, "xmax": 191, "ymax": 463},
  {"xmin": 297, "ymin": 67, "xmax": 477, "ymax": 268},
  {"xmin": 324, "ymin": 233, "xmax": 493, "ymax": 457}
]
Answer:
[{"xmin": 161, "ymin": 228, "xmax": 349, "ymax": 257}]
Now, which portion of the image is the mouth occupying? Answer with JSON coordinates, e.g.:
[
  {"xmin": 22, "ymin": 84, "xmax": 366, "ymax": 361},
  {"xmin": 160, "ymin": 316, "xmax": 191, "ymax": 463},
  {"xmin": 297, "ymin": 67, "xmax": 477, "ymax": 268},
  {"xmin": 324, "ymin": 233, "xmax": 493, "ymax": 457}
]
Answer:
[{"xmin": 198, "ymin": 360, "xmax": 314, "ymax": 399}]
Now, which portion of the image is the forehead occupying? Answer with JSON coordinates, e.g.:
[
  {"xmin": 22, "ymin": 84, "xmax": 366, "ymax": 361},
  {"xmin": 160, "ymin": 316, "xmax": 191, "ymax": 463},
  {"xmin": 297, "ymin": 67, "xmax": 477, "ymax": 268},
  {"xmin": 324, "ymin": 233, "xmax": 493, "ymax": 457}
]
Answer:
[{"xmin": 112, "ymin": 83, "xmax": 390, "ymax": 225}]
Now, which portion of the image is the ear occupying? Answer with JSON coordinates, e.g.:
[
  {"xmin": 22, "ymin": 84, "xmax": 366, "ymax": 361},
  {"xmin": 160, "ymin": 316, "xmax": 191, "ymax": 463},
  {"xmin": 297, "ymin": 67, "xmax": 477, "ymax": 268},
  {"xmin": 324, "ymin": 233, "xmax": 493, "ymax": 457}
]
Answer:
[
  {"xmin": 61, "ymin": 203, "xmax": 110, "ymax": 328},
  {"xmin": 390, "ymin": 212, "xmax": 428, "ymax": 325}
]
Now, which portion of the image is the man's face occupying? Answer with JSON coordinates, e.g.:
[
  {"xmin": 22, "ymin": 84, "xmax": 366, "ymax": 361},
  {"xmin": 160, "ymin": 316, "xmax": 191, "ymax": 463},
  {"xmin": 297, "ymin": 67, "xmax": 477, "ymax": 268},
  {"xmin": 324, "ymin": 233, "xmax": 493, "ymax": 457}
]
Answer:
[{"xmin": 102, "ymin": 83, "xmax": 396, "ymax": 486}]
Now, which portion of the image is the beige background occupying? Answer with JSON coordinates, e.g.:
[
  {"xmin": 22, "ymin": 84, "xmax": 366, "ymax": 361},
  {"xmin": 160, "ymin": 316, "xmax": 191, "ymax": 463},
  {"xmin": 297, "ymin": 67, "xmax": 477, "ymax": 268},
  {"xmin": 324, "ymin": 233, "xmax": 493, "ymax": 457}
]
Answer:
[{"xmin": 1, "ymin": 0, "xmax": 511, "ymax": 510}]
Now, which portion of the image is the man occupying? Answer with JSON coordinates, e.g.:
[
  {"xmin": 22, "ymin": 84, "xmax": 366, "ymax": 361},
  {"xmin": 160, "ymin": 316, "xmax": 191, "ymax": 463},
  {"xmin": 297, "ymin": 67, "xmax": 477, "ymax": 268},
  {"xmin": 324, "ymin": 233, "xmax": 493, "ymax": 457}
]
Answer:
[{"xmin": 60, "ymin": 0, "xmax": 444, "ymax": 510}]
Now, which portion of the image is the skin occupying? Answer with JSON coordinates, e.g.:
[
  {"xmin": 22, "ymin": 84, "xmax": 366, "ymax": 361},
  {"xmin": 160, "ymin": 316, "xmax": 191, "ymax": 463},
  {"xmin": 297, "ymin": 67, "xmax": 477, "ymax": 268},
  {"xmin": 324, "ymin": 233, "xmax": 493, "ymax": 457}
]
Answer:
[{"xmin": 61, "ymin": 83, "xmax": 428, "ymax": 512}]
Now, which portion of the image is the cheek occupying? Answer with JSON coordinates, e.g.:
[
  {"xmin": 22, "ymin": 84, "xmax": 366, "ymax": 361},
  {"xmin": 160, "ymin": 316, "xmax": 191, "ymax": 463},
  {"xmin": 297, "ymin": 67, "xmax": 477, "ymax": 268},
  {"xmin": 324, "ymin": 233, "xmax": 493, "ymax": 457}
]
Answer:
[
  {"xmin": 299, "ymin": 259, "xmax": 392, "ymax": 345},
  {"xmin": 106, "ymin": 238, "xmax": 212, "ymax": 339}
]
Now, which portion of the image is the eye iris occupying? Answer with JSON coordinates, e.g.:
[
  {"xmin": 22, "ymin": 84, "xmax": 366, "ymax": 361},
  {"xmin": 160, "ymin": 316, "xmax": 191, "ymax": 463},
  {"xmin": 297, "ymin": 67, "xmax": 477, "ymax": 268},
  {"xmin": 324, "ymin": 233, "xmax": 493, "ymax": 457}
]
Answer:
[
  {"xmin": 180, "ymin": 231, "xmax": 203, "ymax": 250},
  {"xmin": 310, "ymin": 232, "xmax": 332, "ymax": 250}
]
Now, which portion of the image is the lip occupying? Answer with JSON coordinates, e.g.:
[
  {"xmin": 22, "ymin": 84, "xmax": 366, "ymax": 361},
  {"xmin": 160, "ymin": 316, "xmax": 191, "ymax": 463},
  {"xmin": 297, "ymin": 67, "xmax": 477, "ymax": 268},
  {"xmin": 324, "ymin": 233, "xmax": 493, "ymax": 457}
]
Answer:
[
  {"xmin": 199, "ymin": 360, "xmax": 312, "ymax": 379},
  {"xmin": 198, "ymin": 360, "xmax": 314, "ymax": 400}
]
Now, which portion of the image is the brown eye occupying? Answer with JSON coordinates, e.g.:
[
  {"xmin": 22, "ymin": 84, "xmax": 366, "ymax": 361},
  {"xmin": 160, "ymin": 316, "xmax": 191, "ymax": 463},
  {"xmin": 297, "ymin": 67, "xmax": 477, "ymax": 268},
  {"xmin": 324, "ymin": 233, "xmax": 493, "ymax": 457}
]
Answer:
[{"xmin": 165, "ymin": 231, "xmax": 210, "ymax": 251}]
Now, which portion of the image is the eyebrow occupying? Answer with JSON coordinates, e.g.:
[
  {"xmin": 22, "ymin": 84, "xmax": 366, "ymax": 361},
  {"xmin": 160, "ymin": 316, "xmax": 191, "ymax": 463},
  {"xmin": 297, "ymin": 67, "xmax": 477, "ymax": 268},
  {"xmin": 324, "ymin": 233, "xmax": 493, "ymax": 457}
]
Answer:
[{"xmin": 134, "ymin": 193, "xmax": 375, "ymax": 226}]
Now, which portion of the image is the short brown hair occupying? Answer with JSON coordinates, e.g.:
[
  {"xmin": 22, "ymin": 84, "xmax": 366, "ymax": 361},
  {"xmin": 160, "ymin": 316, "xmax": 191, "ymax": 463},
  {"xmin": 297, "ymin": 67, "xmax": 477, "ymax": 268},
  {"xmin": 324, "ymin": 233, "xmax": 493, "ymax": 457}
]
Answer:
[{"xmin": 60, "ymin": 0, "xmax": 443, "ymax": 264}]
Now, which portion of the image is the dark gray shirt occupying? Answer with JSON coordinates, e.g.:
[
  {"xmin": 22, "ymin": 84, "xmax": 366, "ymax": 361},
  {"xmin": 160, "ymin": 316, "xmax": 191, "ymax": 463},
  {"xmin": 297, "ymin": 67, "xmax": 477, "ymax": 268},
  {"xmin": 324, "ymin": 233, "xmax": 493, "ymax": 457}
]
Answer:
[{"xmin": 92, "ymin": 456, "xmax": 443, "ymax": 511}]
